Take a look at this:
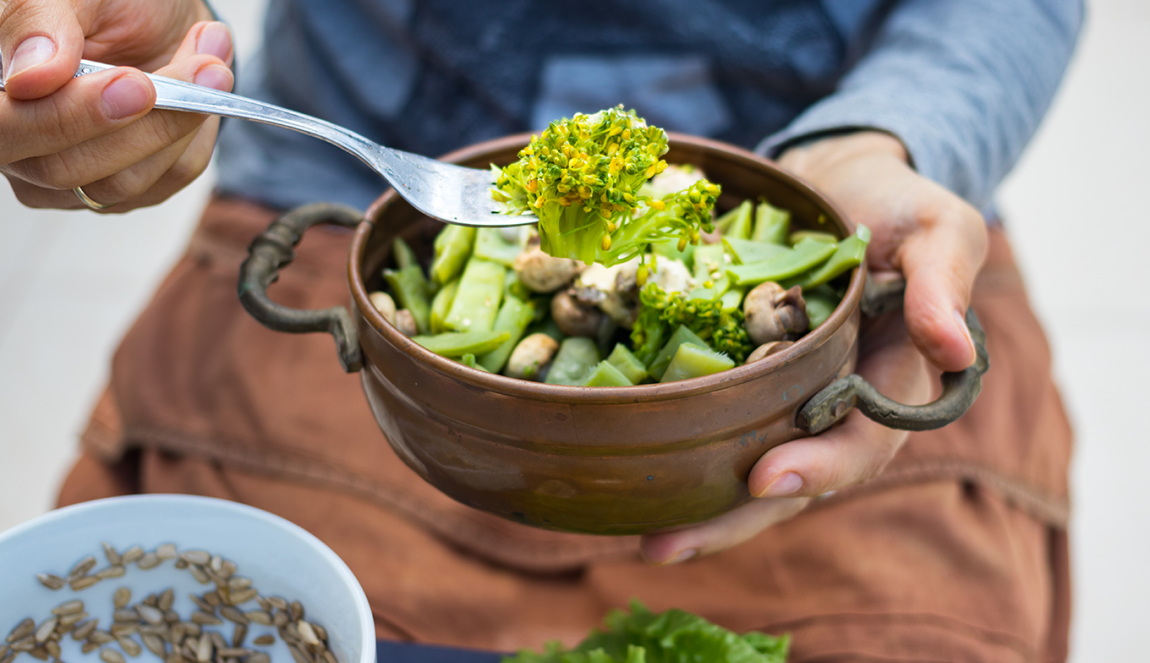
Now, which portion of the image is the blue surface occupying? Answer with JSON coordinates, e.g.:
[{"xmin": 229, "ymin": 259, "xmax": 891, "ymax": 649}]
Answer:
[{"xmin": 377, "ymin": 640, "xmax": 505, "ymax": 663}]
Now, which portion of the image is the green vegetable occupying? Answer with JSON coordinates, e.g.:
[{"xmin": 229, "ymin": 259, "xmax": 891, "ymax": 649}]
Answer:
[
  {"xmin": 722, "ymin": 199, "xmax": 753, "ymax": 241},
  {"xmin": 504, "ymin": 271, "xmax": 532, "ymax": 303},
  {"xmin": 580, "ymin": 360, "xmax": 633, "ymax": 387},
  {"xmin": 491, "ymin": 107, "xmax": 719, "ymax": 269},
  {"xmin": 660, "ymin": 343, "xmax": 736, "ymax": 382},
  {"xmin": 459, "ymin": 354, "xmax": 491, "ymax": 372},
  {"xmin": 478, "ymin": 297, "xmax": 536, "ymax": 373},
  {"xmin": 724, "ymin": 238, "xmax": 837, "ymax": 287},
  {"xmin": 751, "ymin": 200, "xmax": 790, "ymax": 244},
  {"xmin": 718, "ymin": 287, "xmax": 745, "ymax": 312},
  {"xmin": 632, "ymin": 284, "xmax": 755, "ymax": 366},
  {"xmin": 691, "ymin": 244, "xmax": 727, "ymax": 279},
  {"xmin": 444, "ymin": 258, "xmax": 506, "ymax": 332},
  {"xmin": 647, "ymin": 325, "xmax": 709, "ymax": 381},
  {"xmin": 412, "ymin": 331, "xmax": 510, "ymax": 357},
  {"xmin": 429, "ymin": 278, "xmax": 459, "ymax": 334},
  {"xmin": 783, "ymin": 225, "xmax": 871, "ymax": 290},
  {"xmin": 803, "ymin": 285, "xmax": 840, "ymax": 329},
  {"xmin": 501, "ymin": 600, "xmax": 789, "ymax": 663},
  {"xmin": 393, "ymin": 236, "xmax": 421, "ymax": 270},
  {"xmin": 474, "ymin": 228, "xmax": 523, "ymax": 267},
  {"xmin": 606, "ymin": 344, "xmax": 648, "ymax": 384},
  {"xmin": 430, "ymin": 224, "xmax": 476, "ymax": 286},
  {"xmin": 545, "ymin": 337, "xmax": 600, "ymax": 385},
  {"xmin": 787, "ymin": 230, "xmax": 837, "ymax": 245},
  {"xmin": 724, "ymin": 237, "xmax": 787, "ymax": 265},
  {"xmin": 382, "ymin": 265, "xmax": 432, "ymax": 334}
]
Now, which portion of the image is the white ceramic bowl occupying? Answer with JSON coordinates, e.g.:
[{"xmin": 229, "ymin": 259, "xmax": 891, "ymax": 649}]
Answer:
[{"xmin": 0, "ymin": 495, "xmax": 374, "ymax": 663}]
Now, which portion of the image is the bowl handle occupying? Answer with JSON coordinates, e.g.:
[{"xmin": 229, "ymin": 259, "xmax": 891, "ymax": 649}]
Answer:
[
  {"xmin": 238, "ymin": 203, "xmax": 364, "ymax": 373},
  {"xmin": 796, "ymin": 277, "xmax": 990, "ymax": 434}
]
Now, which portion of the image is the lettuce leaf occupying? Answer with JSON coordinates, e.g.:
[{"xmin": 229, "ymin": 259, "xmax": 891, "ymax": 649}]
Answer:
[{"xmin": 501, "ymin": 601, "xmax": 789, "ymax": 663}]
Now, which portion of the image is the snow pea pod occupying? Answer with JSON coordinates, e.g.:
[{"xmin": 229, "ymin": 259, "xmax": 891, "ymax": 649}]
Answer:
[
  {"xmin": 383, "ymin": 265, "xmax": 432, "ymax": 334},
  {"xmin": 751, "ymin": 200, "xmax": 790, "ymax": 244},
  {"xmin": 431, "ymin": 224, "xmax": 476, "ymax": 286},
  {"xmin": 474, "ymin": 228, "xmax": 523, "ymax": 267},
  {"xmin": 429, "ymin": 278, "xmax": 459, "ymax": 334},
  {"xmin": 724, "ymin": 237, "xmax": 787, "ymax": 265},
  {"xmin": 782, "ymin": 226, "xmax": 871, "ymax": 290},
  {"xmin": 660, "ymin": 343, "xmax": 736, "ymax": 382},
  {"xmin": 412, "ymin": 330, "xmax": 510, "ymax": 357},
  {"xmin": 393, "ymin": 236, "xmax": 421, "ymax": 270},
  {"xmin": 478, "ymin": 296, "xmax": 536, "ymax": 373},
  {"xmin": 445, "ymin": 258, "xmax": 506, "ymax": 332},
  {"xmin": 545, "ymin": 337, "xmax": 601, "ymax": 386},
  {"xmin": 724, "ymin": 238, "xmax": 836, "ymax": 287}
]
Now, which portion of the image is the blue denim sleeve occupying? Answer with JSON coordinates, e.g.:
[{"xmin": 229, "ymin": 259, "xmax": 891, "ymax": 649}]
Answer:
[{"xmin": 758, "ymin": 0, "xmax": 1084, "ymax": 211}]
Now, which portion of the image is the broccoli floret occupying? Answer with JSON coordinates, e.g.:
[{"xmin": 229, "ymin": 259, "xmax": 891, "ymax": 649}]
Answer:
[
  {"xmin": 631, "ymin": 282, "xmax": 754, "ymax": 365},
  {"xmin": 492, "ymin": 107, "xmax": 719, "ymax": 271}
]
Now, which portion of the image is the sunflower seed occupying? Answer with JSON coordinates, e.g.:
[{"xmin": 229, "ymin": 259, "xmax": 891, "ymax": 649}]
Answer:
[
  {"xmin": 82, "ymin": 642, "xmax": 101, "ymax": 654},
  {"xmin": 48, "ymin": 601, "xmax": 83, "ymax": 616},
  {"xmin": 229, "ymin": 589, "xmax": 257, "ymax": 606},
  {"xmin": 70, "ymin": 576, "xmax": 100, "ymax": 590},
  {"xmin": 142, "ymin": 634, "xmax": 167, "ymax": 657},
  {"xmin": 320, "ymin": 652, "xmax": 337, "ymax": 663},
  {"xmin": 138, "ymin": 605, "xmax": 165, "ymax": 625},
  {"xmin": 101, "ymin": 649, "xmax": 126, "ymax": 663},
  {"xmin": 218, "ymin": 608, "xmax": 247, "ymax": 626},
  {"xmin": 139, "ymin": 625, "xmax": 167, "ymax": 637},
  {"xmin": 97, "ymin": 566, "xmax": 127, "ymax": 579},
  {"xmin": 136, "ymin": 553, "xmax": 161, "ymax": 570},
  {"xmin": 101, "ymin": 542, "xmax": 122, "ymax": 566},
  {"xmin": 69, "ymin": 556, "xmax": 97, "ymax": 580},
  {"xmin": 272, "ymin": 611, "xmax": 288, "ymax": 628},
  {"xmin": 121, "ymin": 547, "xmax": 144, "ymax": 565},
  {"xmin": 36, "ymin": 573, "xmax": 65, "ymax": 590},
  {"xmin": 156, "ymin": 544, "xmax": 178, "ymax": 560},
  {"xmin": 189, "ymin": 614, "xmax": 220, "ymax": 627},
  {"xmin": 289, "ymin": 603, "xmax": 303, "ymax": 621},
  {"xmin": 59, "ymin": 612, "xmax": 88, "ymax": 628},
  {"xmin": 33, "ymin": 619, "xmax": 58, "ymax": 645},
  {"xmin": 152, "ymin": 588, "xmax": 174, "ymax": 611},
  {"xmin": 164, "ymin": 653, "xmax": 183, "ymax": 663},
  {"xmin": 243, "ymin": 612, "xmax": 271, "ymax": 627},
  {"xmin": 71, "ymin": 620, "xmax": 98, "ymax": 642},
  {"xmin": 8, "ymin": 620, "xmax": 35, "ymax": 645},
  {"xmin": 119, "ymin": 636, "xmax": 142, "ymax": 657},
  {"xmin": 27, "ymin": 648, "xmax": 48, "ymax": 662},
  {"xmin": 287, "ymin": 644, "xmax": 312, "ymax": 663},
  {"xmin": 251, "ymin": 635, "xmax": 274, "ymax": 647},
  {"xmin": 208, "ymin": 633, "xmax": 226, "ymax": 653},
  {"xmin": 248, "ymin": 653, "xmax": 270, "ymax": 663},
  {"xmin": 312, "ymin": 625, "xmax": 327, "ymax": 644},
  {"xmin": 188, "ymin": 566, "xmax": 210, "ymax": 585},
  {"xmin": 296, "ymin": 623, "xmax": 319, "ymax": 647},
  {"xmin": 110, "ymin": 624, "xmax": 138, "ymax": 638},
  {"xmin": 165, "ymin": 610, "xmax": 180, "ymax": 625},
  {"xmin": 225, "ymin": 577, "xmax": 251, "ymax": 592},
  {"xmin": 180, "ymin": 551, "xmax": 210, "ymax": 566},
  {"xmin": 44, "ymin": 640, "xmax": 61, "ymax": 658},
  {"xmin": 231, "ymin": 625, "xmax": 246, "ymax": 649},
  {"xmin": 216, "ymin": 650, "xmax": 250, "ymax": 659},
  {"xmin": 10, "ymin": 638, "xmax": 34, "ymax": 652},
  {"xmin": 174, "ymin": 559, "xmax": 188, "ymax": 570},
  {"xmin": 89, "ymin": 631, "xmax": 115, "ymax": 645},
  {"xmin": 0, "ymin": 646, "xmax": 8, "ymax": 659},
  {"xmin": 219, "ymin": 561, "xmax": 236, "ymax": 580},
  {"xmin": 113, "ymin": 610, "xmax": 138, "ymax": 624},
  {"xmin": 181, "ymin": 623, "xmax": 201, "ymax": 638}
]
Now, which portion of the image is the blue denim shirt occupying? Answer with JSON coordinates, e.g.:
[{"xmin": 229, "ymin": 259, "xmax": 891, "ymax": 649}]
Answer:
[{"xmin": 216, "ymin": 0, "xmax": 1082, "ymax": 214}]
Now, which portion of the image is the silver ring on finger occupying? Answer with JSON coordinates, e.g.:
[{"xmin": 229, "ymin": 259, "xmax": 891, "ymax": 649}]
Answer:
[{"xmin": 73, "ymin": 185, "xmax": 115, "ymax": 211}]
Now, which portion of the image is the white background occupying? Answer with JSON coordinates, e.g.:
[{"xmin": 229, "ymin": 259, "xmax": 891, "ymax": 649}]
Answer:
[{"xmin": 0, "ymin": 0, "xmax": 1146, "ymax": 658}]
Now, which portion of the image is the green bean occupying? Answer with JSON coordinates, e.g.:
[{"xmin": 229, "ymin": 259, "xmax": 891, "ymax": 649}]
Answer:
[
  {"xmin": 787, "ymin": 230, "xmax": 837, "ymax": 246},
  {"xmin": 751, "ymin": 200, "xmax": 790, "ymax": 244},
  {"xmin": 412, "ymin": 331, "xmax": 510, "ymax": 357},
  {"xmin": 724, "ymin": 237, "xmax": 787, "ymax": 265},
  {"xmin": 660, "ymin": 343, "xmax": 735, "ymax": 382},
  {"xmin": 580, "ymin": 360, "xmax": 634, "ymax": 387},
  {"xmin": 429, "ymin": 278, "xmax": 459, "ymax": 334},
  {"xmin": 606, "ymin": 344, "xmax": 648, "ymax": 384},
  {"xmin": 545, "ymin": 337, "xmax": 600, "ymax": 385},
  {"xmin": 782, "ymin": 226, "xmax": 871, "ymax": 290},
  {"xmin": 647, "ymin": 325, "xmax": 709, "ymax": 381},
  {"xmin": 724, "ymin": 238, "xmax": 836, "ymax": 287},
  {"xmin": 474, "ymin": 228, "xmax": 523, "ymax": 267},
  {"xmin": 393, "ymin": 236, "xmax": 421, "ymax": 270},
  {"xmin": 803, "ymin": 285, "xmax": 840, "ymax": 329},
  {"xmin": 430, "ymin": 225, "xmax": 476, "ymax": 286},
  {"xmin": 445, "ymin": 258, "xmax": 506, "ymax": 332},
  {"xmin": 717, "ymin": 200, "xmax": 753, "ymax": 239},
  {"xmin": 383, "ymin": 265, "xmax": 432, "ymax": 334},
  {"xmin": 478, "ymin": 296, "xmax": 536, "ymax": 373}
]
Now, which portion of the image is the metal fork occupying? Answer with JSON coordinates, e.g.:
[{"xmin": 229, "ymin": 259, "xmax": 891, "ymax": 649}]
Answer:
[{"xmin": 1, "ymin": 60, "xmax": 536, "ymax": 227}]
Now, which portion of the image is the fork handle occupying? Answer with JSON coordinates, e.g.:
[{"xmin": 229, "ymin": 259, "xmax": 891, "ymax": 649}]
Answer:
[{"xmin": 1, "ymin": 60, "xmax": 384, "ymax": 170}]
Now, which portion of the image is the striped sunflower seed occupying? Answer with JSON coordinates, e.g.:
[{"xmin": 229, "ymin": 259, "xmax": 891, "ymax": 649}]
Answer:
[
  {"xmin": 44, "ymin": 640, "xmax": 61, "ymax": 658},
  {"xmin": 110, "ymin": 624, "xmax": 138, "ymax": 637},
  {"xmin": 101, "ymin": 648, "xmax": 127, "ymax": 663},
  {"xmin": 70, "ymin": 575, "xmax": 100, "ymax": 590},
  {"xmin": 229, "ymin": 589, "xmax": 258, "ymax": 605},
  {"xmin": 209, "ymin": 633, "xmax": 226, "ymax": 652},
  {"xmin": 216, "ymin": 649, "xmax": 250, "ymax": 658},
  {"xmin": 120, "ymin": 547, "xmax": 144, "ymax": 565},
  {"xmin": 180, "ymin": 551, "xmax": 210, "ymax": 566},
  {"xmin": 247, "ymin": 653, "xmax": 270, "ymax": 663},
  {"xmin": 139, "ymin": 625, "xmax": 167, "ymax": 637},
  {"xmin": 113, "ymin": 610, "xmax": 138, "ymax": 624},
  {"xmin": 158, "ymin": 588, "xmax": 175, "ymax": 611},
  {"xmin": 59, "ymin": 612, "xmax": 89, "ymax": 627},
  {"xmin": 143, "ymin": 594, "xmax": 158, "ymax": 607},
  {"xmin": 252, "ymin": 636, "xmax": 274, "ymax": 646},
  {"xmin": 312, "ymin": 624, "xmax": 327, "ymax": 643},
  {"xmin": 219, "ymin": 560, "xmax": 236, "ymax": 579},
  {"xmin": 188, "ymin": 565, "xmax": 210, "ymax": 585},
  {"xmin": 164, "ymin": 610, "xmax": 180, "ymax": 625},
  {"xmin": 272, "ymin": 611, "xmax": 288, "ymax": 628},
  {"xmin": 137, "ymin": 553, "xmax": 161, "ymax": 570},
  {"xmin": 288, "ymin": 644, "xmax": 312, "ymax": 663},
  {"xmin": 34, "ymin": 618, "xmax": 58, "ymax": 644},
  {"xmin": 202, "ymin": 593, "xmax": 221, "ymax": 608},
  {"xmin": 174, "ymin": 559, "xmax": 189, "ymax": 570},
  {"xmin": 181, "ymin": 623, "xmax": 201, "ymax": 637},
  {"xmin": 103, "ymin": 542, "xmax": 122, "ymax": 566},
  {"xmin": 89, "ymin": 630, "xmax": 115, "ymax": 645},
  {"xmin": 82, "ymin": 641, "xmax": 101, "ymax": 654},
  {"xmin": 290, "ymin": 602, "xmax": 304, "ymax": 621},
  {"xmin": 8, "ymin": 620, "xmax": 34, "ymax": 644},
  {"xmin": 227, "ymin": 577, "xmax": 252, "ymax": 591},
  {"xmin": 119, "ymin": 635, "xmax": 142, "ymax": 657},
  {"xmin": 266, "ymin": 598, "xmax": 288, "ymax": 611},
  {"xmin": 27, "ymin": 647, "xmax": 48, "ymax": 662},
  {"xmin": 0, "ymin": 645, "xmax": 8, "ymax": 659},
  {"xmin": 189, "ymin": 613, "xmax": 220, "ymax": 627},
  {"xmin": 244, "ymin": 612, "xmax": 272, "ymax": 627},
  {"xmin": 195, "ymin": 638, "xmax": 213, "ymax": 663},
  {"xmin": 136, "ymin": 605, "xmax": 165, "ymax": 626},
  {"xmin": 190, "ymin": 595, "xmax": 214, "ymax": 614},
  {"xmin": 220, "ymin": 608, "xmax": 247, "ymax": 626},
  {"xmin": 69, "ymin": 556, "xmax": 97, "ymax": 580},
  {"xmin": 97, "ymin": 565, "xmax": 127, "ymax": 579},
  {"xmin": 114, "ymin": 587, "xmax": 132, "ymax": 609},
  {"xmin": 231, "ymin": 624, "xmax": 246, "ymax": 648},
  {"xmin": 321, "ymin": 652, "xmax": 338, "ymax": 663},
  {"xmin": 165, "ymin": 653, "xmax": 183, "ymax": 663},
  {"xmin": 156, "ymin": 544, "xmax": 178, "ymax": 561},
  {"xmin": 72, "ymin": 619, "xmax": 98, "ymax": 642},
  {"xmin": 209, "ymin": 556, "xmax": 223, "ymax": 573},
  {"xmin": 36, "ymin": 574, "xmax": 65, "ymax": 590},
  {"xmin": 142, "ymin": 633, "xmax": 167, "ymax": 657},
  {"xmin": 51, "ymin": 600, "xmax": 84, "ymax": 616},
  {"xmin": 296, "ymin": 622, "xmax": 319, "ymax": 647},
  {"xmin": 9, "ymin": 638, "xmax": 34, "ymax": 652}
]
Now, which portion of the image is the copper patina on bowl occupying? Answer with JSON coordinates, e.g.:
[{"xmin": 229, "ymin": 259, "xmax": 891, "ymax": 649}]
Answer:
[{"xmin": 343, "ymin": 134, "xmax": 864, "ymax": 535}]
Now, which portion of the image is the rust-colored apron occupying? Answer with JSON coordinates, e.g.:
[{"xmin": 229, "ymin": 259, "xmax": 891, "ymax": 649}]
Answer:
[{"xmin": 60, "ymin": 197, "xmax": 1072, "ymax": 662}]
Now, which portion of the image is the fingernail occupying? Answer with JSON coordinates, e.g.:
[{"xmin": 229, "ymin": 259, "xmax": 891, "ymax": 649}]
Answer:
[
  {"xmin": 101, "ymin": 75, "xmax": 150, "ymax": 120},
  {"xmin": 660, "ymin": 548, "xmax": 697, "ymax": 565},
  {"xmin": 4, "ymin": 36, "xmax": 56, "ymax": 82},
  {"xmin": 759, "ymin": 472, "xmax": 803, "ymax": 498},
  {"xmin": 196, "ymin": 22, "xmax": 233, "ymax": 62},
  {"xmin": 194, "ymin": 64, "xmax": 232, "ymax": 91},
  {"xmin": 954, "ymin": 309, "xmax": 976, "ymax": 364}
]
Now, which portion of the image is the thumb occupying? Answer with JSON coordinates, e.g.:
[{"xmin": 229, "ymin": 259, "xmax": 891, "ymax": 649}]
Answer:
[
  {"xmin": 1, "ymin": 0, "xmax": 85, "ymax": 99},
  {"xmin": 896, "ymin": 201, "xmax": 988, "ymax": 373}
]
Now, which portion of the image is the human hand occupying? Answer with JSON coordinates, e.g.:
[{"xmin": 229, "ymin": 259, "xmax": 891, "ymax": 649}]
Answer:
[
  {"xmin": 640, "ymin": 131, "xmax": 988, "ymax": 564},
  {"xmin": 1, "ymin": 0, "xmax": 234, "ymax": 212}
]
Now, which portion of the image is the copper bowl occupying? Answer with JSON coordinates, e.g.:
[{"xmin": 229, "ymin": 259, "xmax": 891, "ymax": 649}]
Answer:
[{"xmin": 238, "ymin": 134, "xmax": 987, "ymax": 535}]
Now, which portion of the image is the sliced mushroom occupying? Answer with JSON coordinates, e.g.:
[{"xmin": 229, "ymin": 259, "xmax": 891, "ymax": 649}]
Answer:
[
  {"xmin": 551, "ymin": 290, "xmax": 605, "ymax": 338},
  {"xmin": 514, "ymin": 247, "xmax": 583, "ymax": 293},
  {"xmin": 368, "ymin": 291, "xmax": 397, "ymax": 325},
  {"xmin": 394, "ymin": 309, "xmax": 418, "ymax": 337},
  {"xmin": 743, "ymin": 282, "xmax": 808, "ymax": 345},
  {"xmin": 744, "ymin": 340, "xmax": 794, "ymax": 364},
  {"xmin": 504, "ymin": 334, "xmax": 560, "ymax": 380}
]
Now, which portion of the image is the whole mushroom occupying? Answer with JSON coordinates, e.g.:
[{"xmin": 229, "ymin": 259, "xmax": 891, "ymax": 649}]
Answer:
[
  {"xmin": 744, "ymin": 340, "xmax": 794, "ymax": 364},
  {"xmin": 504, "ymin": 333, "xmax": 560, "ymax": 380},
  {"xmin": 394, "ymin": 309, "xmax": 419, "ymax": 337},
  {"xmin": 551, "ymin": 290, "xmax": 604, "ymax": 338},
  {"xmin": 369, "ymin": 291, "xmax": 398, "ymax": 326},
  {"xmin": 743, "ymin": 282, "xmax": 809, "ymax": 345}
]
